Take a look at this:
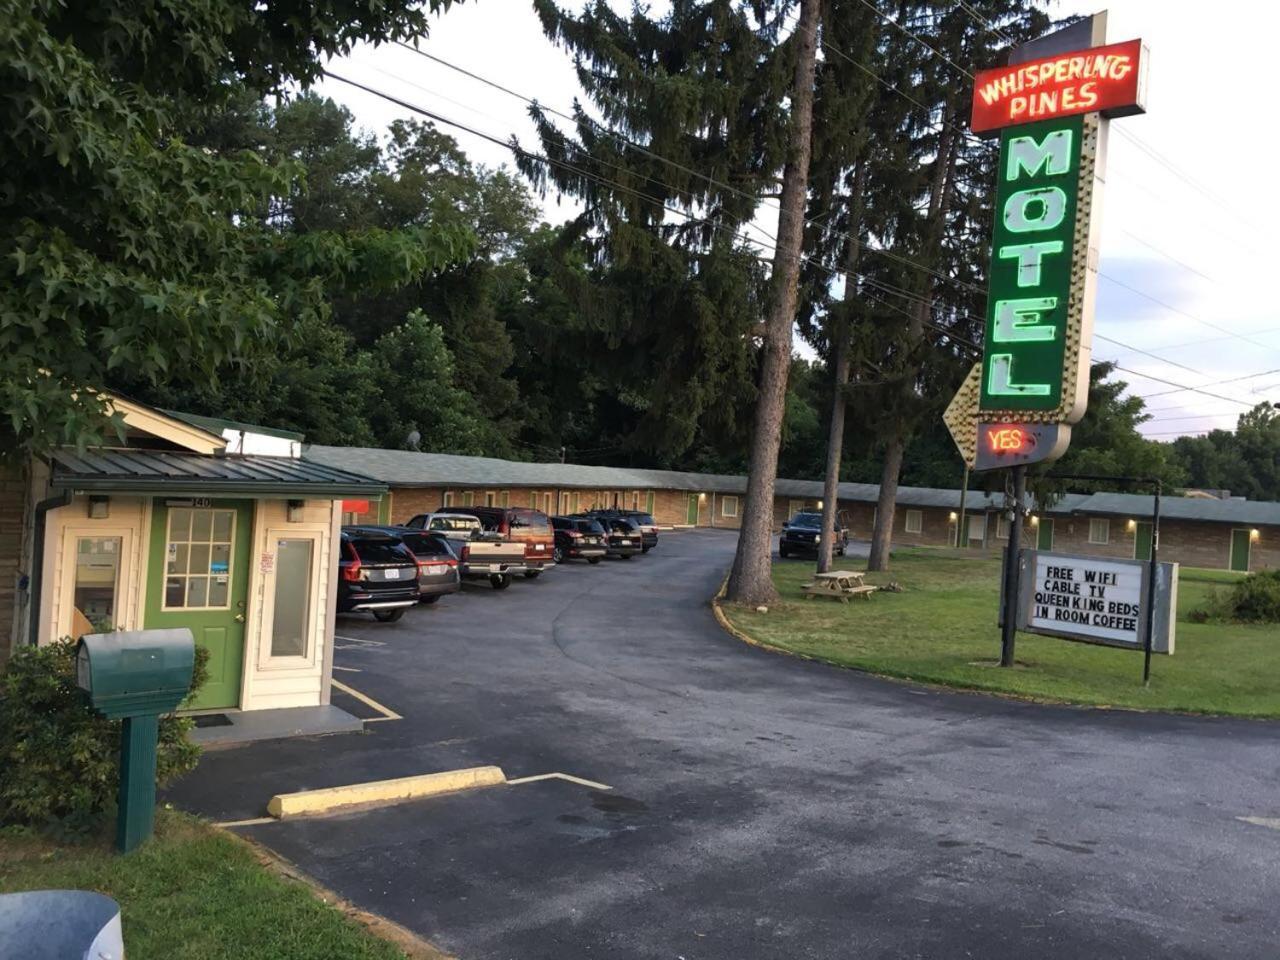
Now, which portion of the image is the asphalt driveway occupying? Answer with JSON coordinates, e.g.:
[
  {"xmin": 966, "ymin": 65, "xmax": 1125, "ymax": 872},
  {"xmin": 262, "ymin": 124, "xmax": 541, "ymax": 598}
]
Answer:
[{"xmin": 168, "ymin": 530, "xmax": 1280, "ymax": 959}]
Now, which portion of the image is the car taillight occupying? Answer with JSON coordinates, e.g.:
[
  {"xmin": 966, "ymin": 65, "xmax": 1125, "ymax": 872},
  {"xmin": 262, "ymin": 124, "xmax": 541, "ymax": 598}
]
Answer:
[
  {"xmin": 342, "ymin": 560, "xmax": 362, "ymax": 582},
  {"xmin": 567, "ymin": 530, "xmax": 581, "ymax": 539}
]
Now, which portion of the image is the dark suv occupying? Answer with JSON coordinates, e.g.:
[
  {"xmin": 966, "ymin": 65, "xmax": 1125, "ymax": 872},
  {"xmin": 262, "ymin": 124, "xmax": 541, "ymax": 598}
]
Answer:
[
  {"xmin": 778, "ymin": 510, "xmax": 849, "ymax": 559},
  {"xmin": 584, "ymin": 509, "xmax": 658, "ymax": 552},
  {"xmin": 348, "ymin": 525, "xmax": 461, "ymax": 603},
  {"xmin": 338, "ymin": 528, "xmax": 420, "ymax": 621},
  {"xmin": 551, "ymin": 516, "xmax": 607, "ymax": 564},
  {"xmin": 594, "ymin": 516, "xmax": 643, "ymax": 559}
]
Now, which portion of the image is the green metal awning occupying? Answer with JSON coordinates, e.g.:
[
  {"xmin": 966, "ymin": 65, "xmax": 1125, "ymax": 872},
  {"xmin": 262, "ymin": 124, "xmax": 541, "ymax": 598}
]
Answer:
[{"xmin": 50, "ymin": 449, "xmax": 386, "ymax": 498}]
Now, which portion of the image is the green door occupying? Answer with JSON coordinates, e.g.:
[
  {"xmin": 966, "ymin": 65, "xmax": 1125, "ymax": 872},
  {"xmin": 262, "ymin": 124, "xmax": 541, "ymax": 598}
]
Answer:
[
  {"xmin": 1134, "ymin": 521, "xmax": 1152, "ymax": 561},
  {"xmin": 145, "ymin": 499, "xmax": 253, "ymax": 710},
  {"xmin": 1230, "ymin": 529, "xmax": 1251, "ymax": 573},
  {"xmin": 1037, "ymin": 518, "xmax": 1054, "ymax": 551},
  {"xmin": 687, "ymin": 494, "xmax": 699, "ymax": 525}
]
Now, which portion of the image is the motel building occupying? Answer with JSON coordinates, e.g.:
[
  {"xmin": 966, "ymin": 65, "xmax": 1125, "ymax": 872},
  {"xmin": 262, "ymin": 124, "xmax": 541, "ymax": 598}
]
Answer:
[
  {"xmin": 306, "ymin": 446, "xmax": 1280, "ymax": 574},
  {"xmin": 0, "ymin": 396, "xmax": 385, "ymax": 740}
]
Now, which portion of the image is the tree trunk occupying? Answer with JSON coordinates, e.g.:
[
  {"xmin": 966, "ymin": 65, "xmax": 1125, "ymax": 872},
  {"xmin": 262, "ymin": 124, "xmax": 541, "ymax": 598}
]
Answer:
[
  {"xmin": 725, "ymin": 0, "xmax": 821, "ymax": 606},
  {"xmin": 866, "ymin": 113, "xmax": 960, "ymax": 572},
  {"xmin": 867, "ymin": 434, "xmax": 904, "ymax": 570},
  {"xmin": 815, "ymin": 164, "xmax": 866, "ymax": 574},
  {"xmin": 816, "ymin": 332, "xmax": 849, "ymax": 575}
]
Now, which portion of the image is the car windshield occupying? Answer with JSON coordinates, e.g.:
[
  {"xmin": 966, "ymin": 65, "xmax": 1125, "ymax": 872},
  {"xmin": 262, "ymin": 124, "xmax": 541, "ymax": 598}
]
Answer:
[
  {"xmin": 790, "ymin": 513, "xmax": 822, "ymax": 529},
  {"xmin": 577, "ymin": 520, "xmax": 606, "ymax": 534},
  {"xmin": 429, "ymin": 516, "xmax": 478, "ymax": 532},
  {"xmin": 350, "ymin": 539, "xmax": 414, "ymax": 564},
  {"xmin": 632, "ymin": 513, "xmax": 656, "ymax": 525}
]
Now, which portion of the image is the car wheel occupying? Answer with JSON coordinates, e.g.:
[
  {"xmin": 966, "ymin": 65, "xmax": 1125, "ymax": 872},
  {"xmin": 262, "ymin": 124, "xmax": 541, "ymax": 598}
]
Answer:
[
  {"xmin": 621, "ymin": 553, "xmax": 632, "ymax": 560},
  {"xmin": 490, "ymin": 573, "xmax": 512, "ymax": 590},
  {"xmin": 420, "ymin": 595, "xmax": 441, "ymax": 605},
  {"xmin": 524, "ymin": 570, "xmax": 541, "ymax": 579},
  {"xmin": 373, "ymin": 609, "xmax": 405, "ymax": 623},
  {"xmin": 641, "ymin": 544, "xmax": 651, "ymax": 554},
  {"xmin": 553, "ymin": 546, "xmax": 564, "ymax": 563},
  {"xmin": 588, "ymin": 557, "xmax": 602, "ymax": 564}
]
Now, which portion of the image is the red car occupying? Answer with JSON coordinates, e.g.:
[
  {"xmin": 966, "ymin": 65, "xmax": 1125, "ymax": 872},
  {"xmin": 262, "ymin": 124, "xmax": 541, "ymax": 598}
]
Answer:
[{"xmin": 450, "ymin": 507, "xmax": 555, "ymax": 579}]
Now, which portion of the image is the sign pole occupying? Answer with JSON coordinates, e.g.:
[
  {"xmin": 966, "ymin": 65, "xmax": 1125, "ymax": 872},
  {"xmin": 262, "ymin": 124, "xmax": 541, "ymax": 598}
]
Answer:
[
  {"xmin": 1142, "ymin": 480, "xmax": 1162, "ymax": 686},
  {"xmin": 957, "ymin": 464, "xmax": 970, "ymax": 547},
  {"xmin": 1000, "ymin": 464, "xmax": 1028, "ymax": 667}
]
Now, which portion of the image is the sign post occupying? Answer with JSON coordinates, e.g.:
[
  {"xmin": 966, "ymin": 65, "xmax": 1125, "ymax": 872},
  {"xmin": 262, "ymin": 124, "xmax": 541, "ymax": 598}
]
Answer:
[{"xmin": 948, "ymin": 11, "xmax": 1149, "ymax": 667}]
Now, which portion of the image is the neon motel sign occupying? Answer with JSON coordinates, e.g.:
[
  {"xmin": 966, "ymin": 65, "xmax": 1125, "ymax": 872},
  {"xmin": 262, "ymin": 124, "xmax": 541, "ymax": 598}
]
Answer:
[{"xmin": 973, "ymin": 37, "xmax": 1147, "ymax": 430}]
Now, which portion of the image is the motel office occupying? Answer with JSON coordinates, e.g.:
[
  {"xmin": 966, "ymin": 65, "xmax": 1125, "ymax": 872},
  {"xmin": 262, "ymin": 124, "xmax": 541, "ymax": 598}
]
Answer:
[
  {"xmin": 307, "ymin": 446, "xmax": 1280, "ymax": 573},
  {"xmin": 0, "ymin": 398, "xmax": 384, "ymax": 733}
]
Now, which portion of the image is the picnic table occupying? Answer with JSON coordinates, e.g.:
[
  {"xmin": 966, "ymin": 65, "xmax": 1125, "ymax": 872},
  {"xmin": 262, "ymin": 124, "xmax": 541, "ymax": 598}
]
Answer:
[{"xmin": 801, "ymin": 570, "xmax": 876, "ymax": 603}]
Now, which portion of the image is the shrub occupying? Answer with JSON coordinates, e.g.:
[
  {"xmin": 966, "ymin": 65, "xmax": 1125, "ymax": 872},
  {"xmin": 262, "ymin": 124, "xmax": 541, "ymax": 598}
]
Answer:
[
  {"xmin": 0, "ymin": 639, "xmax": 208, "ymax": 833},
  {"xmin": 1226, "ymin": 570, "xmax": 1280, "ymax": 623}
]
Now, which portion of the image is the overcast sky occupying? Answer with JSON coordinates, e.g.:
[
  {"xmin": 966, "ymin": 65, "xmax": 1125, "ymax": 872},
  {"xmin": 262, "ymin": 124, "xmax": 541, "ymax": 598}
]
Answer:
[{"xmin": 315, "ymin": 1, "xmax": 1280, "ymax": 442}]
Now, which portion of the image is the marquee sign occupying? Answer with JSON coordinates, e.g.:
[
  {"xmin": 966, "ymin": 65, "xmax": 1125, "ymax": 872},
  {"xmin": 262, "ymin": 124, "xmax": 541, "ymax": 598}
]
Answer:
[
  {"xmin": 944, "ymin": 23, "xmax": 1149, "ymax": 470},
  {"xmin": 971, "ymin": 38, "xmax": 1147, "ymax": 135}
]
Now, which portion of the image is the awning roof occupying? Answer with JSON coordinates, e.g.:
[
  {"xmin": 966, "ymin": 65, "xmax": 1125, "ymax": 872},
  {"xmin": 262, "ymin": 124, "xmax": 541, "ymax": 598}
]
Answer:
[{"xmin": 50, "ymin": 449, "xmax": 385, "ymax": 498}]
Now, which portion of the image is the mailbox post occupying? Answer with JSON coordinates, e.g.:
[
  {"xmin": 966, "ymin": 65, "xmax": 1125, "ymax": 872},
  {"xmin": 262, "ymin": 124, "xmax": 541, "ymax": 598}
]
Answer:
[{"xmin": 76, "ymin": 629, "xmax": 195, "ymax": 853}]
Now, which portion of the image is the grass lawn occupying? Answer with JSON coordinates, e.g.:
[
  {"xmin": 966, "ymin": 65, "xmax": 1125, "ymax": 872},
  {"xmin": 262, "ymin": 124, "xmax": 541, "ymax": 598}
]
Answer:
[
  {"xmin": 0, "ymin": 812, "xmax": 416, "ymax": 960},
  {"xmin": 720, "ymin": 548, "xmax": 1280, "ymax": 717}
]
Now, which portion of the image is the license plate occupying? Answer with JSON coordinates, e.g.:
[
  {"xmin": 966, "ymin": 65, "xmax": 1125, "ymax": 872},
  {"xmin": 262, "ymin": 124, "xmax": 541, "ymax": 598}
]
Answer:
[
  {"xmin": 426, "ymin": 564, "xmax": 448, "ymax": 575},
  {"xmin": 532, "ymin": 544, "xmax": 544, "ymax": 551},
  {"xmin": 620, "ymin": 539, "xmax": 632, "ymax": 545},
  {"xmin": 384, "ymin": 568, "xmax": 400, "ymax": 579},
  {"xmin": 489, "ymin": 564, "xmax": 503, "ymax": 573}
]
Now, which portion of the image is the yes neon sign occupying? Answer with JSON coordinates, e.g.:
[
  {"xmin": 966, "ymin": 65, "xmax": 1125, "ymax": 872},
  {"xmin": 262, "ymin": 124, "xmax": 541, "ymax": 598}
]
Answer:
[
  {"xmin": 971, "ymin": 39, "xmax": 1146, "ymax": 134},
  {"xmin": 979, "ymin": 115, "xmax": 1084, "ymax": 413}
]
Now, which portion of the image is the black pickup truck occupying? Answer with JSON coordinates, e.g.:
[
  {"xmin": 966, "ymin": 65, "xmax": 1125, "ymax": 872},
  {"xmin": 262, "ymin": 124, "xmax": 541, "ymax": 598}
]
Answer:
[{"xmin": 778, "ymin": 510, "xmax": 849, "ymax": 559}]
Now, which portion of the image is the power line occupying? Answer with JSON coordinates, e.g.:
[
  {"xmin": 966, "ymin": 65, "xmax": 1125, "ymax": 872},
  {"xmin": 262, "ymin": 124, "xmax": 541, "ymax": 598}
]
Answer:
[
  {"xmin": 1139, "ymin": 367, "xmax": 1280, "ymax": 400},
  {"xmin": 854, "ymin": 0, "xmax": 975, "ymax": 80},
  {"xmin": 1099, "ymin": 271, "xmax": 1280, "ymax": 353}
]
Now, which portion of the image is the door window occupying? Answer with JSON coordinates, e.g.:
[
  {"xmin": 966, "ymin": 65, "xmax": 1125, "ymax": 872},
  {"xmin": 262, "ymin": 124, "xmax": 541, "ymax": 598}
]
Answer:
[
  {"xmin": 270, "ymin": 538, "xmax": 314, "ymax": 659},
  {"xmin": 73, "ymin": 536, "xmax": 121, "ymax": 635},
  {"xmin": 164, "ymin": 507, "xmax": 236, "ymax": 609}
]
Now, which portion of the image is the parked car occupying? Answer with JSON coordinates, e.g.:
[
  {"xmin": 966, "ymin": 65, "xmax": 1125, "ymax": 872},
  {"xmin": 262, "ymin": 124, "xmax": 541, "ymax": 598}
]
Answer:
[
  {"xmin": 584, "ymin": 509, "xmax": 658, "ymax": 552},
  {"xmin": 593, "ymin": 515, "xmax": 643, "ymax": 560},
  {"xmin": 551, "ymin": 516, "xmax": 607, "ymax": 564},
  {"xmin": 778, "ymin": 510, "xmax": 849, "ymax": 559},
  {"xmin": 403, "ymin": 512, "xmax": 526, "ymax": 590},
  {"xmin": 337, "ymin": 528, "xmax": 420, "ymax": 621},
  {"xmin": 449, "ymin": 506, "xmax": 555, "ymax": 579},
  {"xmin": 347, "ymin": 525, "xmax": 460, "ymax": 603}
]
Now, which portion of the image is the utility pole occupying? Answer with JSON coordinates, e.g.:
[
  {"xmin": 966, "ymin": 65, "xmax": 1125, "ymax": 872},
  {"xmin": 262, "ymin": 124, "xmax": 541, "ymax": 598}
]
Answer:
[
  {"xmin": 559, "ymin": 446, "xmax": 566, "ymax": 464},
  {"xmin": 1000, "ymin": 465, "xmax": 1027, "ymax": 667},
  {"xmin": 957, "ymin": 464, "xmax": 969, "ymax": 548}
]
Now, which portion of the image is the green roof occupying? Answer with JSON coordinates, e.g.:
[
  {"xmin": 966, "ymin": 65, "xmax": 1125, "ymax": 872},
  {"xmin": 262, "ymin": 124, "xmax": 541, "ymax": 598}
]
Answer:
[{"xmin": 164, "ymin": 410, "xmax": 305, "ymax": 443}]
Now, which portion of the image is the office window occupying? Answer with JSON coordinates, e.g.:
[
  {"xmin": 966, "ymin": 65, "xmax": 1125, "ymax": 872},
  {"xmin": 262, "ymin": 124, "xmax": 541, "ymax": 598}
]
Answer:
[
  {"xmin": 1089, "ymin": 518, "xmax": 1110, "ymax": 544},
  {"xmin": 164, "ymin": 508, "xmax": 234, "ymax": 610},
  {"xmin": 73, "ymin": 536, "xmax": 121, "ymax": 635},
  {"xmin": 904, "ymin": 510, "xmax": 923, "ymax": 534},
  {"xmin": 270, "ymin": 538, "xmax": 314, "ymax": 659},
  {"xmin": 722, "ymin": 495, "xmax": 739, "ymax": 518}
]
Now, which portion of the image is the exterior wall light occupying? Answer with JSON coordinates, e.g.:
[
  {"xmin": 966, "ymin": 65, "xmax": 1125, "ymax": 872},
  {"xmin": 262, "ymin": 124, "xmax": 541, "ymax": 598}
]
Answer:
[
  {"xmin": 1251, "ymin": 529, "xmax": 1261, "ymax": 542},
  {"xmin": 1126, "ymin": 519, "xmax": 1137, "ymax": 532},
  {"xmin": 1030, "ymin": 516, "xmax": 1040, "ymax": 527},
  {"xmin": 286, "ymin": 499, "xmax": 305, "ymax": 523},
  {"xmin": 948, "ymin": 512, "xmax": 957, "ymax": 521},
  {"xmin": 88, "ymin": 495, "xmax": 110, "ymax": 519},
  {"xmin": 698, "ymin": 492, "xmax": 707, "ymax": 501}
]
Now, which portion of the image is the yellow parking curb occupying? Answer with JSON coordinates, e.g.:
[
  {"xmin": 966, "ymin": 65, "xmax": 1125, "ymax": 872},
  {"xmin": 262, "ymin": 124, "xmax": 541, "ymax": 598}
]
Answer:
[{"xmin": 267, "ymin": 766, "xmax": 507, "ymax": 819}]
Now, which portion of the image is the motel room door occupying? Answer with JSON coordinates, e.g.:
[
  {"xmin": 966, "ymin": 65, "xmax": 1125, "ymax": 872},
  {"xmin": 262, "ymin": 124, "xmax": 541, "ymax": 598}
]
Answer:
[
  {"xmin": 687, "ymin": 494, "xmax": 699, "ymax": 525},
  {"xmin": 145, "ymin": 499, "xmax": 253, "ymax": 710},
  {"xmin": 1230, "ymin": 529, "xmax": 1251, "ymax": 573},
  {"xmin": 1133, "ymin": 521, "xmax": 1153, "ymax": 562},
  {"xmin": 1037, "ymin": 518, "xmax": 1055, "ymax": 551}
]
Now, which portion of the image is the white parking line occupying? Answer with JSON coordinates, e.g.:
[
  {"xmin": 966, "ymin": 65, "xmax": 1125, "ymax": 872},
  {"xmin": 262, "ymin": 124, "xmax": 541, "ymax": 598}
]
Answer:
[
  {"xmin": 334, "ymin": 635, "xmax": 385, "ymax": 646},
  {"xmin": 331, "ymin": 678, "xmax": 402, "ymax": 722},
  {"xmin": 506, "ymin": 772, "xmax": 612, "ymax": 791},
  {"xmin": 1238, "ymin": 816, "xmax": 1280, "ymax": 831},
  {"xmin": 333, "ymin": 665, "xmax": 363, "ymax": 673}
]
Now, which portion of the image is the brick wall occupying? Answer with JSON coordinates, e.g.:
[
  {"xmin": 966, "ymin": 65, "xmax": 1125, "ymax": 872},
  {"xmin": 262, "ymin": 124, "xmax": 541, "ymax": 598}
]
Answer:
[
  {"xmin": 0, "ymin": 463, "xmax": 28, "ymax": 669},
  {"xmin": 1037, "ymin": 514, "xmax": 1280, "ymax": 572}
]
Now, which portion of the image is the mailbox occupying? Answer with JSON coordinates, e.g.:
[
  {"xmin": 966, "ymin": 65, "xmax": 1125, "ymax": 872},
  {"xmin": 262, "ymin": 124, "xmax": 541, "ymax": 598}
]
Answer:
[
  {"xmin": 75, "ymin": 628, "xmax": 195, "ymax": 853},
  {"xmin": 76, "ymin": 629, "xmax": 195, "ymax": 719}
]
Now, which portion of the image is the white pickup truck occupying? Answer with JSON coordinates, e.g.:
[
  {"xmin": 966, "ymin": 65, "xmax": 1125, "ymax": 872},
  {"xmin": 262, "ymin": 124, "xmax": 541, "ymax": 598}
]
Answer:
[{"xmin": 405, "ymin": 512, "xmax": 527, "ymax": 590}]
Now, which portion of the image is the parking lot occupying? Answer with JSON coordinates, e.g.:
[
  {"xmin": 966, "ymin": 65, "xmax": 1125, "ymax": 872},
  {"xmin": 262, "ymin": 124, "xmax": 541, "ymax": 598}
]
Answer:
[{"xmin": 168, "ymin": 530, "xmax": 1280, "ymax": 960}]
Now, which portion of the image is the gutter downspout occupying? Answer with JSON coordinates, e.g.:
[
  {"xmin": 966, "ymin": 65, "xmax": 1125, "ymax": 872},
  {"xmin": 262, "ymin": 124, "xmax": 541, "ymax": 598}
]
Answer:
[{"xmin": 28, "ymin": 488, "xmax": 72, "ymax": 647}]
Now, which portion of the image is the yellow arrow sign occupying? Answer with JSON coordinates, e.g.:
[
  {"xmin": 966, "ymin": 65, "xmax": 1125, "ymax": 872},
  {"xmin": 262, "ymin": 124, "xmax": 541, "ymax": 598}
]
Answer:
[{"xmin": 944, "ymin": 361, "xmax": 983, "ymax": 469}]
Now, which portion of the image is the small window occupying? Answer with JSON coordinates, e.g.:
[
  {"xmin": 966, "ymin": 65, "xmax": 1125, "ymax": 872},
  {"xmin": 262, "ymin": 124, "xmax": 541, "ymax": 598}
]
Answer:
[
  {"xmin": 462, "ymin": 491, "xmax": 474, "ymax": 507},
  {"xmin": 968, "ymin": 514, "xmax": 986, "ymax": 543},
  {"xmin": 721, "ymin": 495, "xmax": 740, "ymax": 518},
  {"xmin": 164, "ymin": 507, "xmax": 235, "ymax": 610},
  {"xmin": 1089, "ymin": 518, "xmax": 1110, "ymax": 544},
  {"xmin": 485, "ymin": 491, "xmax": 497, "ymax": 507},
  {"xmin": 442, "ymin": 491, "xmax": 454, "ymax": 507},
  {"xmin": 997, "ymin": 515, "xmax": 1010, "ymax": 539},
  {"xmin": 270, "ymin": 538, "xmax": 313, "ymax": 659},
  {"xmin": 73, "ymin": 536, "xmax": 121, "ymax": 636},
  {"xmin": 905, "ymin": 510, "xmax": 923, "ymax": 534},
  {"xmin": 530, "ymin": 491, "xmax": 539, "ymax": 509}
]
